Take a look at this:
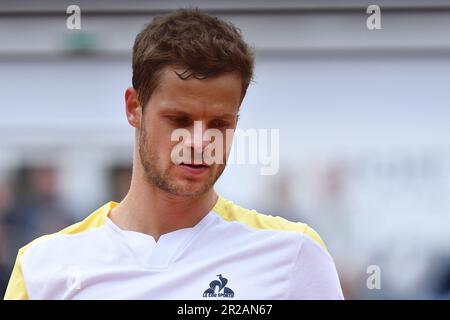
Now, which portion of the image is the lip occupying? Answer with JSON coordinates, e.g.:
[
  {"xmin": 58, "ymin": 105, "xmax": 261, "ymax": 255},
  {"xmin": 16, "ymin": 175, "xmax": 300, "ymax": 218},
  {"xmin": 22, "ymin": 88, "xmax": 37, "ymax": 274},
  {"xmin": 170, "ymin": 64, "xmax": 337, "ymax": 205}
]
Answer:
[{"xmin": 177, "ymin": 163, "xmax": 210, "ymax": 175}]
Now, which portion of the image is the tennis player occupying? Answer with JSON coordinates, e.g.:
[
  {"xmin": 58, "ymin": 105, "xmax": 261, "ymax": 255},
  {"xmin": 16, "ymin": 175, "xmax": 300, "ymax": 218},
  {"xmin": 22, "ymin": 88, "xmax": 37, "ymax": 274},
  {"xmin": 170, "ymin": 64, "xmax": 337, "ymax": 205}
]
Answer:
[{"xmin": 5, "ymin": 8, "xmax": 343, "ymax": 300}]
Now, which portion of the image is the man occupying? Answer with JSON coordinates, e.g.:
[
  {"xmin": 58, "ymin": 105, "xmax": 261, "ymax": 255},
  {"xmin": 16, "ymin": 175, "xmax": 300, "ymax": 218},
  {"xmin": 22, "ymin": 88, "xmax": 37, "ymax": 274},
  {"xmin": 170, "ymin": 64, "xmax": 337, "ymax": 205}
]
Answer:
[{"xmin": 4, "ymin": 9, "xmax": 343, "ymax": 300}]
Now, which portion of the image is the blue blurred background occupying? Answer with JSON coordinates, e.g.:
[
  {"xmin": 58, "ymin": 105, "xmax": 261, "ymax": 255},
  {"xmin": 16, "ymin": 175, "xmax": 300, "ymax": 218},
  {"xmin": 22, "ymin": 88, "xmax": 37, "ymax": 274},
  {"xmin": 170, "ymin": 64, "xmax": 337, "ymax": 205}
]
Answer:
[{"xmin": 0, "ymin": 0, "xmax": 449, "ymax": 299}]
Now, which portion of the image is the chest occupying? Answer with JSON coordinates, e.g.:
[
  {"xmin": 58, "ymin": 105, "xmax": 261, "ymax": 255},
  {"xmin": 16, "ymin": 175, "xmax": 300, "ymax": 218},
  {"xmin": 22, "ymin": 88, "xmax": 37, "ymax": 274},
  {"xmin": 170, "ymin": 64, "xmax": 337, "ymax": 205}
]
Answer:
[{"xmin": 63, "ymin": 257, "xmax": 292, "ymax": 299}]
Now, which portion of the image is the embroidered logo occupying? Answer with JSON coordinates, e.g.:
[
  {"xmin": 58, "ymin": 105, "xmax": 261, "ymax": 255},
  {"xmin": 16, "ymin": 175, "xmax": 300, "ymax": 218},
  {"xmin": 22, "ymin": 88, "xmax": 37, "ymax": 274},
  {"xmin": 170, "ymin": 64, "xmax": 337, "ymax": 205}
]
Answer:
[{"xmin": 203, "ymin": 274, "xmax": 234, "ymax": 298}]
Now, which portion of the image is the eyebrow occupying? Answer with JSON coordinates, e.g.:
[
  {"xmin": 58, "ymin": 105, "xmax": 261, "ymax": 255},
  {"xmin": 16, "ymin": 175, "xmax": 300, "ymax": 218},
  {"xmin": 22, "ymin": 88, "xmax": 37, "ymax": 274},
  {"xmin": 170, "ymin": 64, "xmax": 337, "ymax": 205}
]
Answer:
[
  {"xmin": 160, "ymin": 109, "xmax": 190, "ymax": 116},
  {"xmin": 160, "ymin": 108, "xmax": 237, "ymax": 119}
]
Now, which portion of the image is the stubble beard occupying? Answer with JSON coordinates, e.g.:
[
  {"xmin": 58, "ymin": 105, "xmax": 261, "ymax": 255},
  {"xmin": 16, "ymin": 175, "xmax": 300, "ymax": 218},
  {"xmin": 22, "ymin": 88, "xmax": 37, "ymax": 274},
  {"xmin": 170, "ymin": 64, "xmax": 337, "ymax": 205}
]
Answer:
[{"xmin": 138, "ymin": 123, "xmax": 226, "ymax": 198}]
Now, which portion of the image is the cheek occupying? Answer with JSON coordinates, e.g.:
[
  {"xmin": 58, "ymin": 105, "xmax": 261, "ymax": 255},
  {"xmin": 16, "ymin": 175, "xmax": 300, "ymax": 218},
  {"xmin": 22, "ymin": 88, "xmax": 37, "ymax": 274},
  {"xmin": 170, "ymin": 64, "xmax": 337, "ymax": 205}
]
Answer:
[
  {"xmin": 143, "ymin": 117, "xmax": 171, "ymax": 145},
  {"xmin": 158, "ymin": 125, "xmax": 181, "ymax": 162}
]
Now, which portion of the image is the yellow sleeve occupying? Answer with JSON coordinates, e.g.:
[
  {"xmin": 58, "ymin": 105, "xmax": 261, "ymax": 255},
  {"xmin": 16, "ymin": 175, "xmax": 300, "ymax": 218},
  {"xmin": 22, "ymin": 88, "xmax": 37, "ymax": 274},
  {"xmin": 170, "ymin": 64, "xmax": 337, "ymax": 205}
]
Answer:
[
  {"xmin": 213, "ymin": 196, "xmax": 328, "ymax": 251},
  {"xmin": 4, "ymin": 249, "xmax": 29, "ymax": 300}
]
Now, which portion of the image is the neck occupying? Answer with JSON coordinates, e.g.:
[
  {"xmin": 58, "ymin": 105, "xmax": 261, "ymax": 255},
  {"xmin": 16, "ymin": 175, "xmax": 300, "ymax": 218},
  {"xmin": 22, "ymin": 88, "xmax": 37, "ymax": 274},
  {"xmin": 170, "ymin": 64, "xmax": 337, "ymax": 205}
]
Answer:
[{"xmin": 109, "ymin": 163, "xmax": 218, "ymax": 242}]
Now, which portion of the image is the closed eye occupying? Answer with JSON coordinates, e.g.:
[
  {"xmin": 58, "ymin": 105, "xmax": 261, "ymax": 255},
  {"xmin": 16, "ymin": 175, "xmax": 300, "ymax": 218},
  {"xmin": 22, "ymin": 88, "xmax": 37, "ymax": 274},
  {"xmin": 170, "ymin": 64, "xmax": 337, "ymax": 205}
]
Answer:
[
  {"xmin": 208, "ymin": 119, "xmax": 229, "ymax": 129},
  {"xmin": 166, "ymin": 116, "xmax": 191, "ymax": 127}
]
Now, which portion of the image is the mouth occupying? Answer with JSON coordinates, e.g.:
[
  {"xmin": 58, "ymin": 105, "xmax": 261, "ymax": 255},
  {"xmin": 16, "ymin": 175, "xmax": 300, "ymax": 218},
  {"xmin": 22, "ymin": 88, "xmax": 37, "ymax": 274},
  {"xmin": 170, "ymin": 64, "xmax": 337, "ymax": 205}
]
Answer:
[{"xmin": 178, "ymin": 162, "xmax": 210, "ymax": 175}]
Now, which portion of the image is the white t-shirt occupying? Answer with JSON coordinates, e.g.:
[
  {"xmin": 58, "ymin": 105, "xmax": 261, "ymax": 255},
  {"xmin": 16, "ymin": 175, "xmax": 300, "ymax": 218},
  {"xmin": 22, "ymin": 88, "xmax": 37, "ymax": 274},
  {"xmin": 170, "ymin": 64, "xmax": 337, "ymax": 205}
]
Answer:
[{"xmin": 4, "ymin": 197, "xmax": 343, "ymax": 300}]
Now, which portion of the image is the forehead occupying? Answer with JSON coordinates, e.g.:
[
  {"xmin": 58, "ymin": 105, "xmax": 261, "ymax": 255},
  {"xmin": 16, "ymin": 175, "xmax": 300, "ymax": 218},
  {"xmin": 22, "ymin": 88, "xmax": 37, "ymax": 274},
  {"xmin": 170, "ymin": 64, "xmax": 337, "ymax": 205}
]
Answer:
[{"xmin": 147, "ymin": 66, "xmax": 243, "ymax": 116}]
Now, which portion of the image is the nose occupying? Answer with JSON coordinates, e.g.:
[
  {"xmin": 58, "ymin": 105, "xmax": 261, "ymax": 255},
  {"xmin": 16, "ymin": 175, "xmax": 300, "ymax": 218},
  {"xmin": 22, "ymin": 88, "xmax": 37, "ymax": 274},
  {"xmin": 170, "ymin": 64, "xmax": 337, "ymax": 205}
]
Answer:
[
  {"xmin": 181, "ymin": 121, "xmax": 210, "ymax": 164},
  {"xmin": 184, "ymin": 120, "xmax": 209, "ymax": 152}
]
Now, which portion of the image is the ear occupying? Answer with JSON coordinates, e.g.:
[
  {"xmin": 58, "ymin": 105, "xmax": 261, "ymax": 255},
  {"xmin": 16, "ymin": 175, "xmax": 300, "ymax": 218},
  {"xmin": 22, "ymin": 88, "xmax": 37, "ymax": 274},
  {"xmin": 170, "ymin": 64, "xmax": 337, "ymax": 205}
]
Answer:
[{"xmin": 125, "ymin": 87, "xmax": 142, "ymax": 128}]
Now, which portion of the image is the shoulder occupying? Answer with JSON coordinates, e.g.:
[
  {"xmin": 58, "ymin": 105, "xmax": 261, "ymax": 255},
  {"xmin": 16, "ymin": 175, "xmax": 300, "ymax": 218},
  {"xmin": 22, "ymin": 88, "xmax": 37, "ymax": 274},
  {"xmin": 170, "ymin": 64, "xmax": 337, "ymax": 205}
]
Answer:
[
  {"xmin": 288, "ymin": 233, "xmax": 343, "ymax": 299},
  {"xmin": 212, "ymin": 196, "xmax": 327, "ymax": 250},
  {"xmin": 4, "ymin": 201, "xmax": 116, "ymax": 300},
  {"xmin": 20, "ymin": 201, "xmax": 114, "ymax": 258},
  {"xmin": 211, "ymin": 196, "xmax": 343, "ymax": 299}
]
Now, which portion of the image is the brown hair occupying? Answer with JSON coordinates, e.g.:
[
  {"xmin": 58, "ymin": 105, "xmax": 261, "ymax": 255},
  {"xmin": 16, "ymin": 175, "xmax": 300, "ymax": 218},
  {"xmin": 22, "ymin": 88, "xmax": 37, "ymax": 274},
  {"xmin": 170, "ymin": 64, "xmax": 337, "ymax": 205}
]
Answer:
[{"xmin": 132, "ymin": 8, "xmax": 254, "ymax": 107}]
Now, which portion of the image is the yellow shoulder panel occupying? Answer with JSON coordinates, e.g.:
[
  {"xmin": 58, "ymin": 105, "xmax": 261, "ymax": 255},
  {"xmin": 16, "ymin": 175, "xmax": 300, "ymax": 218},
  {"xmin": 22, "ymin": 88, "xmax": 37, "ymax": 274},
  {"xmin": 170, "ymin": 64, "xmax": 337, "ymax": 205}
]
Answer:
[
  {"xmin": 212, "ymin": 196, "xmax": 326, "ymax": 249},
  {"xmin": 3, "ymin": 248, "xmax": 28, "ymax": 300},
  {"xmin": 3, "ymin": 201, "xmax": 116, "ymax": 300}
]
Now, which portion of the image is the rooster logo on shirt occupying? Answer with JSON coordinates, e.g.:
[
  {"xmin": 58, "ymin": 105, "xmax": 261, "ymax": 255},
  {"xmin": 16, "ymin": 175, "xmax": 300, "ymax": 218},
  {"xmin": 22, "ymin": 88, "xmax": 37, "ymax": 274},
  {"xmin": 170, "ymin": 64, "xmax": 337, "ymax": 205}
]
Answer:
[{"xmin": 203, "ymin": 274, "xmax": 234, "ymax": 298}]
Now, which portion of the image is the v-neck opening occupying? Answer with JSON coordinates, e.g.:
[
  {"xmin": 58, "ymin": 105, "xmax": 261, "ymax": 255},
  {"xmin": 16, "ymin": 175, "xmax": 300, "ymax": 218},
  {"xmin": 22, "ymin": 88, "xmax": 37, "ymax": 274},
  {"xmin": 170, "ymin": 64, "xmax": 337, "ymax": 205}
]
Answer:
[{"xmin": 104, "ymin": 210, "xmax": 215, "ymax": 268}]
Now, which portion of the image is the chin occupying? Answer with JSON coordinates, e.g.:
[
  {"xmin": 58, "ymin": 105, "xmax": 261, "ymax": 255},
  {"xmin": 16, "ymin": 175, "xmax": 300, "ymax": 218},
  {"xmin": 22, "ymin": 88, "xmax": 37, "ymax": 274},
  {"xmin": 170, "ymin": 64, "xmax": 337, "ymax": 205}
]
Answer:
[{"xmin": 169, "ymin": 181, "xmax": 211, "ymax": 197}]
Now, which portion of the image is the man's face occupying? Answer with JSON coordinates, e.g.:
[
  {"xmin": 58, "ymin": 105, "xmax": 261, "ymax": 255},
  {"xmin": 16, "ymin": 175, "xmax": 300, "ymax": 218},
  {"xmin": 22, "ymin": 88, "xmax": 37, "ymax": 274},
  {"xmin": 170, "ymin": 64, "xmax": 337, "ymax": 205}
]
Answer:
[{"xmin": 138, "ymin": 66, "xmax": 242, "ymax": 197}]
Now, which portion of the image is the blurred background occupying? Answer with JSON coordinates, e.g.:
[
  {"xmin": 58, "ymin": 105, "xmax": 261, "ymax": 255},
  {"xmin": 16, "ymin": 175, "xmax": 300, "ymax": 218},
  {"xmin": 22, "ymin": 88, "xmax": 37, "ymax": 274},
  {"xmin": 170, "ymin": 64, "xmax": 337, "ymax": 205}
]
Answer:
[{"xmin": 0, "ymin": 0, "xmax": 449, "ymax": 299}]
